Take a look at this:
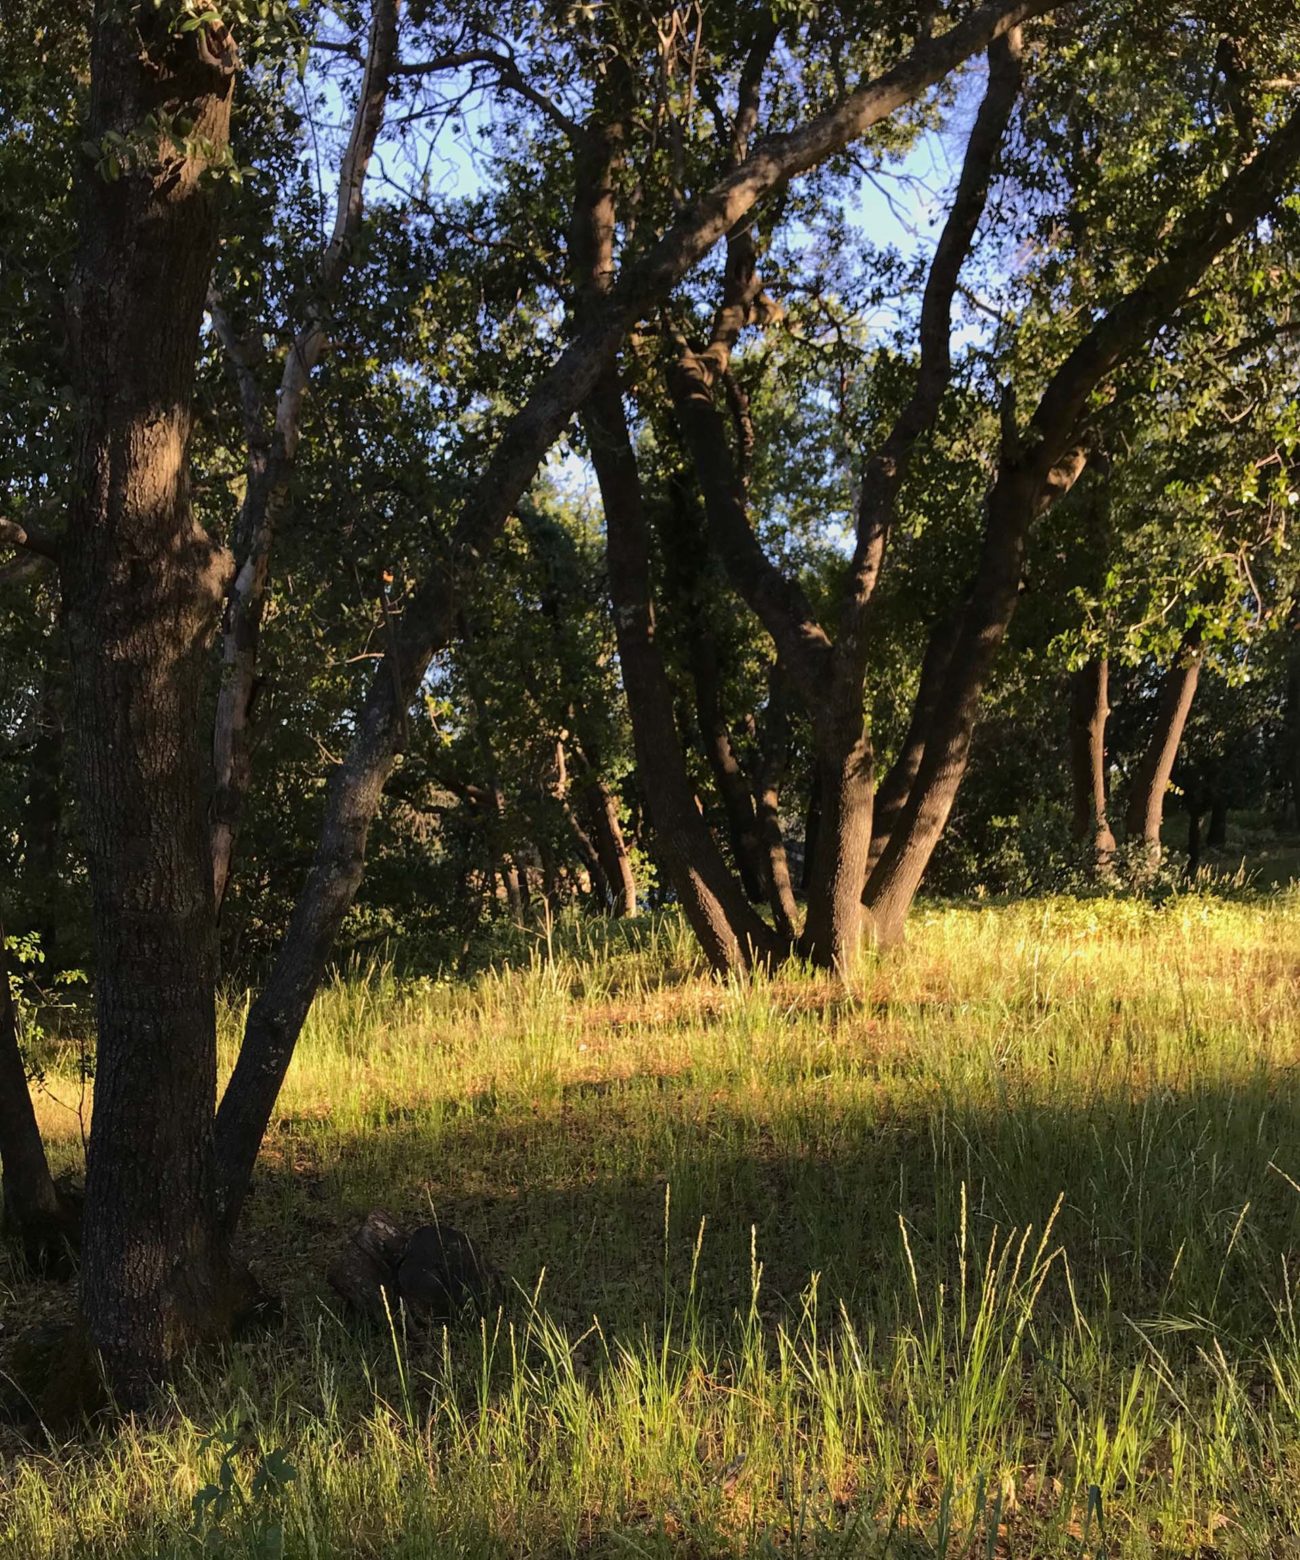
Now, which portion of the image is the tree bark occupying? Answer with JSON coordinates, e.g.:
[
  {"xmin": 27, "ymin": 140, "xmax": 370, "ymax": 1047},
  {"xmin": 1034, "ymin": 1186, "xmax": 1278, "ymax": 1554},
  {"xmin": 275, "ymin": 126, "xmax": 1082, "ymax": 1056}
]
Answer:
[
  {"xmin": 585, "ymin": 370, "xmax": 779, "ymax": 972},
  {"xmin": 867, "ymin": 614, "xmax": 960, "ymax": 875},
  {"xmin": 1124, "ymin": 631, "xmax": 1203, "ymax": 869},
  {"xmin": 582, "ymin": 777, "xmax": 638, "ymax": 916},
  {"xmin": 1069, "ymin": 657, "xmax": 1117, "ymax": 873},
  {"xmin": 0, "ymin": 925, "xmax": 77, "ymax": 1267},
  {"xmin": 753, "ymin": 667, "xmax": 801, "ymax": 940},
  {"xmin": 864, "ymin": 460, "xmax": 1086, "ymax": 946},
  {"xmin": 61, "ymin": 4, "xmax": 243, "ymax": 1397}
]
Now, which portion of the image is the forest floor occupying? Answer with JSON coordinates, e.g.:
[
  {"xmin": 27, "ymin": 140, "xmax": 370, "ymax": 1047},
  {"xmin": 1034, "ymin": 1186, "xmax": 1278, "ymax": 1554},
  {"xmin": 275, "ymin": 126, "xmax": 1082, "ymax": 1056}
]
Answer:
[{"xmin": 3, "ymin": 890, "xmax": 1300, "ymax": 1557}]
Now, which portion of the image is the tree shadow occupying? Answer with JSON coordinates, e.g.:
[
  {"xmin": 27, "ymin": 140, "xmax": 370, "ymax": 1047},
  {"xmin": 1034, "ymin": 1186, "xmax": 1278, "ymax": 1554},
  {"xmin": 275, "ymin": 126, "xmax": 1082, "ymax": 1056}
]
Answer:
[{"xmin": 241, "ymin": 1061, "xmax": 1300, "ymax": 1351}]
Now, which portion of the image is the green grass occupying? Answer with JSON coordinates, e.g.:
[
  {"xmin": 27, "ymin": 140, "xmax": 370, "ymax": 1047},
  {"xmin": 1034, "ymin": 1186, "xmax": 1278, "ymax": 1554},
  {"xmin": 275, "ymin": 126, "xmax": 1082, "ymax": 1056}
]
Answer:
[{"xmin": 4, "ymin": 892, "xmax": 1300, "ymax": 1557}]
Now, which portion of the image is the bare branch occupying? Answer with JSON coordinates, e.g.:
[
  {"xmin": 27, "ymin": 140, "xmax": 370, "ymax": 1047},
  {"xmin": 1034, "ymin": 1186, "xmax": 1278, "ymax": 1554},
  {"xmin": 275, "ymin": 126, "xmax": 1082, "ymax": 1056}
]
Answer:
[{"xmin": 394, "ymin": 47, "xmax": 582, "ymax": 140}]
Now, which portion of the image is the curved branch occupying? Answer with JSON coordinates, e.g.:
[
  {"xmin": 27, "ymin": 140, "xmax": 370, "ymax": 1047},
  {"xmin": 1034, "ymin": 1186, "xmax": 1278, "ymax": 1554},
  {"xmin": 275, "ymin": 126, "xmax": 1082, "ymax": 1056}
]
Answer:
[{"xmin": 0, "ymin": 516, "xmax": 61, "ymax": 565}]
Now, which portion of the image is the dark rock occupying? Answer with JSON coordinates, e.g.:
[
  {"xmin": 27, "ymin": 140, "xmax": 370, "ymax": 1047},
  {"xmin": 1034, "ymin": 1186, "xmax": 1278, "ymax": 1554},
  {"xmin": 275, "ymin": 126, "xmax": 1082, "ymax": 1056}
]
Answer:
[
  {"xmin": 397, "ymin": 1222, "xmax": 501, "ymax": 1324},
  {"xmin": 327, "ymin": 1210, "xmax": 502, "ymax": 1329}
]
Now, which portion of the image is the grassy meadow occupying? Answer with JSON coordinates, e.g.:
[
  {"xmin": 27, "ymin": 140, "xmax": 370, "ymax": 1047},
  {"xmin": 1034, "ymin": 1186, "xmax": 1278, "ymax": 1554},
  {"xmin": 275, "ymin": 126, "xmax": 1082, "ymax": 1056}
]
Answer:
[{"xmin": 3, "ymin": 892, "xmax": 1300, "ymax": 1557}]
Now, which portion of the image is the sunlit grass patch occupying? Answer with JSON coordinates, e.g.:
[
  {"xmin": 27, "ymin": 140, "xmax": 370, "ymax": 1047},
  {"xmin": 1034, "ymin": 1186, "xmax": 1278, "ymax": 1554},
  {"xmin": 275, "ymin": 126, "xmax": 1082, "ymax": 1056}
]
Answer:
[{"xmin": 4, "ymin": 890, "xmax": 1300, "ymax": 1556}]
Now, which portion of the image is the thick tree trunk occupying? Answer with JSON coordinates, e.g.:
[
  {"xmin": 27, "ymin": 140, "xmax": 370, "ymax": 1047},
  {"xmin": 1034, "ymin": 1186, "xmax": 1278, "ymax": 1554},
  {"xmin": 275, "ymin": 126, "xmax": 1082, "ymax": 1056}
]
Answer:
[
  {"xmin": 1069, "ymin": 657, "xmax": 1116, "ymax": 873},
  {"xmin": 61, "ymin": 7, "xmax": 244, "ymax": 1398},
  {"xmin": 0, "ymin": 926, "xmax": 77, "ymax": 1267},
  {"xmin": 1124, "ymin": 632, "xmax": 1202, "ymax": 871},
  {"xmin": 799, "ymin": 722, "xmax": 875, "ymax": 967}
]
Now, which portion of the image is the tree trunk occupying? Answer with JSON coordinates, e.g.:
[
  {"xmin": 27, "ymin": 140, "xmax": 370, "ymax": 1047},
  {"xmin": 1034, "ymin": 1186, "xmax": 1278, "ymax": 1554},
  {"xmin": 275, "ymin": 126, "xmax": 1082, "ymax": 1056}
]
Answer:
[
  {"xmin": 800, "ymin": 771, "xmax": 822, "ymax": 899},
  {"xmin": 1124, "ymin": 632, "xmax": 1202, "ymax": 871},
  {"xmin": 21, "ymin": 652, "xmax": 65, "ymax": 953},
  {"xmin": 689, "ymin": 640, "xmax": 769, "ymax": 904},
  {"xmin": 584, "ymin": 368, "xmax": 780, "ymax": 972},
  {"xmin": 1186, "ymin": 804, "xmax": 1203, "ymax": 876},
  {"xmin": 753, "ymin": 669, "xmax": 800, "ymax": 940},
  {"xmin": 0, "ymin": 926, "xmax": 77, "ymax": 1268},
  {"xmin": 61, "ymin": 8, "xmax": 242, "ymax": 1397},
  {"xmin": 1069, "ymin": 657, "xmax": 1116, "ymax": 874},
  {"xmin": 1207, "ymin": 795, "xmax": 1228, "ymax": 848},
  {"xmin": 865, "ymin": 454, "xmax": 1087, "ymax": 946},
  {"xmin": 867, "ymin": 614, "xmax": 959, "ymax": 874},
  {"xmin": 799, "ymin": 722, "xmax": 875, "ymax": 967},
  {"xmin": 582, "ymin": 778, "xmax": 638, "ymax": 916}
]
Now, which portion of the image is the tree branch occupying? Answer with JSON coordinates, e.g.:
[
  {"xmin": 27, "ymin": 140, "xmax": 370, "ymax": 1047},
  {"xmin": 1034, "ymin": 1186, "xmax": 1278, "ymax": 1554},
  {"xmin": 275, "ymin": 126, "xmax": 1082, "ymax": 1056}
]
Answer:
[{"xmin": 0, "ymin": 516, "xmax": 61, "ymax": 565}]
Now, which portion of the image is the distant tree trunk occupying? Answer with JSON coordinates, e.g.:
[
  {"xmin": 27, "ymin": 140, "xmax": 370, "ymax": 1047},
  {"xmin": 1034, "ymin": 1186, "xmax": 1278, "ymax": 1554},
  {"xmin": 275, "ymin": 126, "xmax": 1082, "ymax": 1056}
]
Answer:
[
  {"xmin": 1069, "ymin": 657, "xmax": 1117, "ymax": 873},
  {"xmin": 1186, "ymin": 802, "xmax": 1203, "ymax": 876},
  {"xmin": 61, "ymin": 8, "xmax": 243, "ymax": 1397},
  {"xmin": 867, "ymin": 615, "xmax": 959, "ymax": 874},
  {"xmin": 800, "ymin": 771, "xmax": 822, "ymax": 899},
  {"xmin": 1207, "ymin": 795, "xmax": 1228, "ymax": 848},
  {"xmin": 572, "ymin": 100, "xmax": 777, "ymax": 974},
  {"xmin": 21, "ymin": 654, "xmax": 64, "ymax": 952},
  {"xmin": 753, "ymin": 669, "xmax": 800, "ymax": 940},
  {"xmin": 0, "ymin": 925, "xmax": 77, "ymax": 1267},
  {"xmin": 865, "ymin": 451, "xmax": 1088, "ymax": 947},
  {"xmin": 1124, "ymin": 631, "xmax": 1202, "ymax": 872},
  {"xmin": 582, "ymin": 777, "xmax": 638, "ymax": 916},
  {"xmin": 659, "ymin": 476, "xmax": 769, "ymax": 904},
  {"xmin": 584, "ymin": 369, "xmax": 778, "ymax": 972}
]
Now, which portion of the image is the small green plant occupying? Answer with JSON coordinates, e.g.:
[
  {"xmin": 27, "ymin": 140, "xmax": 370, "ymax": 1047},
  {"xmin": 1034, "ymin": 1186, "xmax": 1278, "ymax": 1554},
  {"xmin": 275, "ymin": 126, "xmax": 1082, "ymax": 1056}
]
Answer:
[{"xmin": 190, "ymin": 1419, "xmax": 297, "ymax": 1558}]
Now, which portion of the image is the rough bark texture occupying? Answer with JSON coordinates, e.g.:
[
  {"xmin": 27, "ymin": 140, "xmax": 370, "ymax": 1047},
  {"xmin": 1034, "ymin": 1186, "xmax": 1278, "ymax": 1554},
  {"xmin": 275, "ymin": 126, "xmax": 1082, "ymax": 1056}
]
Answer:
[
  {"xmin": 61, "ymin": 3, "xmax": 242, "ymax": 1397},
  {"xmin": 1124, "ymin": 632, "xmax": 1203, "ymax": 866},
  {"xmin": 1069, "ymin": 658, "xmax": 1117, "ymax": 873},
  {"xmin": 209, "ymin": 0, "xmax": 399, "ymax": 914},
  {"xmin": 0, "ymin": 925, "xmax": 77, "ymax": 1267}
]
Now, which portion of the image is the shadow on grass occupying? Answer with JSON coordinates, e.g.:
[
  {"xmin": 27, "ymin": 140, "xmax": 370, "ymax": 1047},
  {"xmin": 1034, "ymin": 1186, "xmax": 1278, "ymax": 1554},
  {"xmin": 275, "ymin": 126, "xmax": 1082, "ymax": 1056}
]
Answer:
[{"xmin": 238, "ymin": 1060, "xmax": 1300, "ymax": 1350}]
